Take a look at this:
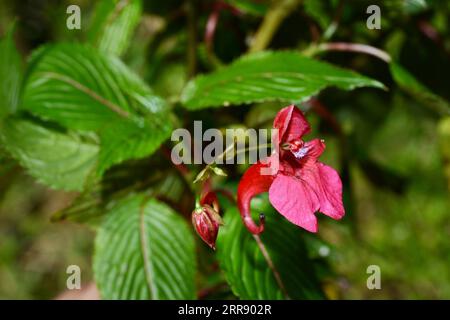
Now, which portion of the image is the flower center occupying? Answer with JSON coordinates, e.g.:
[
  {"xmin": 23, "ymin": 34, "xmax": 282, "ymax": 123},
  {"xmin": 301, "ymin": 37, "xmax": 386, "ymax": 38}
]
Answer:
[
  {"xmin": 287, "ymin": 140, "xmax": 309, "ymax": 159},
  {"xmin": 292, "ymin": 146, "xmax": 309, "ymax": 159}
]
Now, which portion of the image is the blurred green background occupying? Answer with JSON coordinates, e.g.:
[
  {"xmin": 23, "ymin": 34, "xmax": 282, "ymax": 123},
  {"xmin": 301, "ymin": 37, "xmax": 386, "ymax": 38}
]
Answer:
[{"xmin": 0, "ymin": 0, "xmax": 449, "ymax": 299}]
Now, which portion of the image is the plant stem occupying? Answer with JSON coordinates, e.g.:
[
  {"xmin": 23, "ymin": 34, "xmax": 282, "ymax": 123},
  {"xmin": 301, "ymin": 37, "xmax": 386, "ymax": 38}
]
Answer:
[
  {"xmin": 253, "ymin": 234, "xmax": 290, "ymax": 299},
  {"xmin": 311, "ymin": 42, "xmax": 392, "ymax": 63},
  {"xmin": 186, "ymin": 0, "xmax": 198, "ymax": 77},
  {"xmin": 249, "ymin": 0, "xmax": 302, "ymax": 53}
]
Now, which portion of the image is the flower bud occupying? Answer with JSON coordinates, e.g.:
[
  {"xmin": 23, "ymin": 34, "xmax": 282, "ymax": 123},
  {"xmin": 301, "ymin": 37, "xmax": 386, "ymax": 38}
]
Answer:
[{"xmin": 192, "ymin": 205, "xmax": 223, "ymax": 250}]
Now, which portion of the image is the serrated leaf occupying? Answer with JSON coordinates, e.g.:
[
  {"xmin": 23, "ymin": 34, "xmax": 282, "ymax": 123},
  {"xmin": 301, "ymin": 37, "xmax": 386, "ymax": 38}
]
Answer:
[
  {"xmin": 94, "ymin": 195, "xmax": 196, "ymax": 299},
  {"xmin": 98, "ymin": 116, "xmax": 169, "ymax": 174},
  {"xmin": 216, "ymin": 206, "xmax": 324, "ymax": 299},
  {"xmin": 88, "ymin": 0, "xmax": 142, "ymax": 56},
  {"xmin": 0, "ymin": 23, "xmax": 22, "ymax": 117},
  {"xmin": 53, "ymin": 162, "xmax": 190, "ymax": 225},
  {"xmin": 181, "ymin": 51, "xmax": 385, "ymax": 110},
  {"xmin": 21, "ymin": 43, "xmax": 172, "ymax": 173},
  {"xmin": 390, "ymin": 62, "xmax": 450, "ymax": 115},
  {"xmin": 0, "ymin": 116, "xmax": 98, "ymax": 191}
]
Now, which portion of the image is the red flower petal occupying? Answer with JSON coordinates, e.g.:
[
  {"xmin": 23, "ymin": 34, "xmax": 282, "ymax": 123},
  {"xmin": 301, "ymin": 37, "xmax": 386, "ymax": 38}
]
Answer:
[
  {"xmin": 199, "ymin": 191, "xmax": 219, "ymax": 211},
  {"xmin": 301, "ymin": 163, "xmax": 345, "ymax": 220},
  {"xmin": 292, "ymin": 139, "xmax": 326, "ymax": 163},
  {"xmin": 303, "ymin": 139, "xmax": 325, "ymax": 160},
  {"xmin": 237, "ymin": 161, "xmax": 275, "ymax": 234},
  {"xmin": 192, "ymin": 206, "xmax": 220, "ymax": 250},
  {"xmin": 268, "ymin": 174, "xmax": 319, "ymax": 232},
  {"xmin": 273, "ymin": 105, "xmax": 311, "ymax": 144}
]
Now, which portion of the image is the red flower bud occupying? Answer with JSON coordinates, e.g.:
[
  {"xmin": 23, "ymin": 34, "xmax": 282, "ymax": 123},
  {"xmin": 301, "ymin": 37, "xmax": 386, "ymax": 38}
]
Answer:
[{"xmin": 192, "ymin": 205, "xmax": 223, "ymax": 250}]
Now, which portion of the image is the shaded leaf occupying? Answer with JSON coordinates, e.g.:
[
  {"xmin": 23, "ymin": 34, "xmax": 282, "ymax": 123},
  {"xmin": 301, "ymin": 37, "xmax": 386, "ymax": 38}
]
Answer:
[
  {"xmin": 94, "ymin": 195, "xmax": 196, "ymax": 299},
  {"xmin": 0, "ymin": 116, "xmax": 98, "ymax": 191},
  {"xmin": 0, "ymin": 23, "xmax": 22, "ymax": 117},
  {"xmin": 216, "ymin": 205, "xmax": 324, "ymax": 299},
  {"xmin": 225, "ymin": 0, "xmax": 268, "ymax": 16},
  {"xmin": 390, "ymin": 62, "xmax": 450, "ymax": 115},
  {"xmin": 181, "ymin": 51, "xmax": 384, "ymax": 110}
]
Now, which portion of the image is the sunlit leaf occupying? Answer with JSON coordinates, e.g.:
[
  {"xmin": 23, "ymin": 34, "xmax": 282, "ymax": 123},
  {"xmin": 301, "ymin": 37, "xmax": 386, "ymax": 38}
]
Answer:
[
  {"xmin": 88, "ymin": 0, "xmax": 142, "ymax": 56},
  {"xmin": 22, "ymin": 43, "xmax": 172, "ymax": 174},
  {"xmin": 181, "ymin": 51, "xmax": 384, "ymax": 110}
]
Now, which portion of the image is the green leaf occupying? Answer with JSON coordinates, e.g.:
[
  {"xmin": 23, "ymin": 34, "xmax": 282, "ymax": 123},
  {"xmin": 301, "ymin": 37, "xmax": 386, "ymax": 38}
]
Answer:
[
  {"xmin": 224, "ymin": 0, "xmax": 268, "ymax": 16},
  {"xmin": 216, "ymin": 205, "xmax": 324, "ymax": 299},
  {"xmin": 181, "ymin": 51, "xmax": 385, "ymax": 110},
  {"xmin": 0, "ymin": 23, "xmax": 22, "ymax": 117},
  {"xmin": 52, "ymin": 165, "xmax": 189, "ymax": 226},
  {"xmin": 303, "ymin": 0, "xmax": 333, "ymax": 30},
  {"xmin": 88, "ymin": 0, "xmax": 142, "ymax": 56},
  {"xmin": 0, "ymin": 116, "xmax": 98, "ymax": 191},
  {"xmin": 22, "ymin": 43, "xmax": 172, "ymax": 173},
  {"xmin": 98, "ymin": 114, "xmax": 170, "ymax": 174},
  {"xmin": 390, "ymin": 62, "xmax": 450, "ymax": 115},
  {"xmin": 94, "ymin": 195, "xmax": 196, "ymax": 299}
]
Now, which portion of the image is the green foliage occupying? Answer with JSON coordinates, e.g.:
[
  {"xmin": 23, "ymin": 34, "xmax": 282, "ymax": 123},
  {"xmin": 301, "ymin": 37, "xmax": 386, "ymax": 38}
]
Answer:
[
  {"xmin": 217, "ymin": 205, "xmax": 324, "ymax": 299},
  {"xmin": 88, "ymin": 0, "xmax": 143, "ymax": 56},
  {"xmin": 0, "ymin": 0, "xmax": 448, "ymax": 301},
  {"xmin": 225, "ymin": 0, "xmax": 268, "ymax": 16},
  {"xmin": 0, "ymin": 117, "xmax": 98, "ymax": 191},
  {"xmin": 0, "ymin": 24, "xmax": 22, "ymax": 117},
  {"xmin": 181, "ymin": 51, "xmax": 384, "ymax": 109},
  {"xmin": 390, "ymin": 63, "xmax": 450, "ymax": 115},
  {"xmin": 21, "ymin": 43, "xmax": 172, "ymax": 174},
  {"xmin": 94, "ymin": 195, "xmax": 196, "ymax": 299}
]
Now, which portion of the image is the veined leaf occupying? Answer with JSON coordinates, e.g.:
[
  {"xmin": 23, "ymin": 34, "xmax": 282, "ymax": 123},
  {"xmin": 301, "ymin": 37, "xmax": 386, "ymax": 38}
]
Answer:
[
  {"xmin": 0, "ymin": 23, "xmax": 22, "ymax": 117},
  {"xmin": 94, "ymin": 195, "xmax": 196, "ymax": 299},
  {"xmin": 22, "ymin": 43, "xmax": 172, "ymax": 173},
  {"xmin": 216, "ymin": 205, "xmax": 324, "ymax": 299},
  {"xmin": 181, "ymin": 51, "xmax": 384, "ymax": 110},
  {"xmin": 390, "ymin": 62, "xmax": 450, "ymax": 115},
  {"xmin": 52, "ymin": 166, "xmax": 189, "ymax": 225},
  {"xmin": 0, "ymin": 116, "xmax": 98, "ymax": 191},
  {"xmin": 22, "ymin": 43, "xmax": 162, "ymax": 131},
  {"xmin": 88, "ymin": 0, "xmax": 142, "ymax": 56},
  {"xmin": 98, "ymin": 115, "xmax": 169, "ymax": 174}
]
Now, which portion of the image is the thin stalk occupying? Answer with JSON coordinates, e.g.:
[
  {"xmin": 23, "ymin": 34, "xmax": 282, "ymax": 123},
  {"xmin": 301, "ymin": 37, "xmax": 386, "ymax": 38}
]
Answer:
[
  {"xmin": 186, "ymin": 0, "xmax": 198, "ymax": 77},
  {"xmin": 249, "ymin": 0, "xmax": 302, "ymax": 53},
  {"xmin": 311, "ymin": 42, "xmax": 392, "ymax": 63},
  {"xmin": 253, "ymin": 234, "xmax": 291, "ymax": 299}
]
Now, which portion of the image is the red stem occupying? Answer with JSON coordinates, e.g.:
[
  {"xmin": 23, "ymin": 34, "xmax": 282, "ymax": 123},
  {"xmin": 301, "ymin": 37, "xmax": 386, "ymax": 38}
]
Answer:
[{"xmin": 317, "ymin": 42, "xmax": 391, "ymax": 63}]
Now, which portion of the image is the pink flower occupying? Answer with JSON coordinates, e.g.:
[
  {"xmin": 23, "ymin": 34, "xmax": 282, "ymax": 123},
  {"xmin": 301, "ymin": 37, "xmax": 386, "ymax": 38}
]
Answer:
[{"xmin": 237, "ymin": 105, "xmax": 345, "ymax": 234}]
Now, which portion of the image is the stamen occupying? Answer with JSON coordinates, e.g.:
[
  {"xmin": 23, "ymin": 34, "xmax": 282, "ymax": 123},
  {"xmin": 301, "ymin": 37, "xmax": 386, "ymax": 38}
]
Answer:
[{"xmin": 292, "ymin": 146, "xmax": 309, "ymax": 159}]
